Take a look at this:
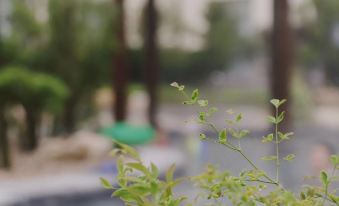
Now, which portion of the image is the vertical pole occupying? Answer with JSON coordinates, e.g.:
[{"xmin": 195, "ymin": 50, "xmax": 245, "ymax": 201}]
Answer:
[
  {"xmin": 113, "ymin": 0, "xmax": 128, "ymax": 122},
  {"xmin": 271, "ymin": 0, "xmax": 294, "ymax": 130},
  {"xmin": 145, "ymin": 0, "xmax": 159, "ymax": 127},
  {"xmin": 0, "ymin": 106, "xmax": 10, "ymax": 169}
]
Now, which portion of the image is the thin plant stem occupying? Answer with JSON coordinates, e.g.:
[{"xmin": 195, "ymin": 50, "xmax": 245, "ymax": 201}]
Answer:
[
  {"xmin": 180, "ymin": 89, "xmax": 279, "ymax": 186},
  {"xmin": 322, "ymin": 163, "xmax": 338, "ymax": 205},
  {"xmin": 275, "ymin": 107, "xmax": 280, "ymax": 183}
]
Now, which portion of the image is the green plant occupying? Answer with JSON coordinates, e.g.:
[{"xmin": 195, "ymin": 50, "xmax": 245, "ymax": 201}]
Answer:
[
  {"xmin": 0, "ymin": 66, "xmax": 69, "ymax": 151},
  {"xmin": 101, "ymin": 83, "xmax": 339, "ymax": 205}
]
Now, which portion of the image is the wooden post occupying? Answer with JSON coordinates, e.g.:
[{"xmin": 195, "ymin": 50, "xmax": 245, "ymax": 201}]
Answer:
[
  {"xmin": 145, "ymin": 0, "xmax": 159, "ymax": 127},
  {"xmin": 271, "ymin": 0, "xmax": 294, "ymax": 130},
  {"xmin": 113, "ymin": 0, "xmax": 129, "ymax": 122}
]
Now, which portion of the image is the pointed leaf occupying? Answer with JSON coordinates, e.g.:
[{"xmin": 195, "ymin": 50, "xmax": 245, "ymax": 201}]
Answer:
[
  {"xmin": 236, "ymin": 113, "xmax": 242, "ymax": 122},
  {"xmin": 276, "ymin": 111, "xmax": 285, "ymax": 123},
  {"xmin": 126, "ymin": 162, "xmax": 150, "ymax": 176},
  {"xmin": 283, "ymin": 154, "xmax": 296, "ymax": 161},
  {"xmin": 261, "ymin": 155, "xmax": 277, "ymax": 161},
  {"xmin": 320, "ymin": 171, "xmax": 329, "ymax": 185},
  {"xmin": 207, "ymin": 107, "xmax": 218, "ymax": 116},
  {"xmin": 218, "ymin": 129, "xmax": 227, "ymax": 144},
  {"xmin": 191, "ymin": 89, "xmax": 199, "ymax": 102},
  {"xmin": 199, "ymin": 133, "xmax": 207, "ymax": 140},
  {"xmin": 100, "ymin": 177, "xmax": 113, "ymax": 189},
  {"xmin": 166, "ymin": 164, "xmax": 176, "ymax": 182},
  {"xmin": 239, "ymin": 129, "xmax": 249, "ymax": 138},
  {"xmin": 270, "ymin": 99, "xmax": 286, "ymax": 108},
  {"xmin": 170, "ymin": 82, "xmax": 179, "ymax": 88},
  {"xmin": 270, "ymin": 99, "xmax": 280, "ymax": 108},
  {"xmin": 197, "ymin": 99, "xmax": 208, "ymax": 107},
  {"xmin": 262, "ymin": 133, "xmax": 274, "ymax": 143},
  {"xmin": 267, "ymin": 115, "xmax": 277, "ymax": 124}
]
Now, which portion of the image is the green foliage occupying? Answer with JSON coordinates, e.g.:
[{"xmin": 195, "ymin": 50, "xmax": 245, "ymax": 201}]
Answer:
[
  {"xmin": 128, "ymin": 1, "xmax": 249, "ymax": 83},
  {"xmin": 0, "ymin": 66, "xmax": 69, "ymax": 113},
  {"xmin": 102, "ymin": 83, "xmax": 339, "ymax": 205},
  {"xmin": 47, "ymin": 0, "xmax": 114, "ymax": 91},
  {"xmin": 299, "ymin": 0, "xmax": 339, "ymax": 86},
  {"xmin": 0, "ymin": 0, "xmax": 116, "ymax": 132},
  {"xmin": 101, "ymin": 141, "xmax": 186, "ymax": 206}
]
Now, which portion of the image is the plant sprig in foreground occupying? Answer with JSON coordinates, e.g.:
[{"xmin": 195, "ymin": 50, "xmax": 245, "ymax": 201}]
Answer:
[{"xmin": 100, "ymin": 83, "xmax": 339, "ymax": 206}]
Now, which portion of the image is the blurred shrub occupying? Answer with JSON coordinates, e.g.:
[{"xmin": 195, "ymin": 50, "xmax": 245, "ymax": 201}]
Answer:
[
  {"xmin": 0, "ymin": 67, "xmax": 69, "ymax": 112},
  {"xmin": 0, "ymin": 66, "xmax": 69, "ymax": 150}
]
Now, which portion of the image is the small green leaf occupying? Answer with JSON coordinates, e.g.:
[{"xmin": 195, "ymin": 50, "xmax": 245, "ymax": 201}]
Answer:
[
  {"xmin": 239, "ymin": 129, "xmax": 249, "ymax": 138},
  {"xmin": 100, "ymin": 177, "xmax": 113, "ymax": 189},
  {"xmin": 270, "ymin": 99, "xmax": 280, "ymax": 108},
  {"xmin": 197, "ymin": 99, "xmax": 208, "ymax": 107},
  {"xmin": 279, "ymin": 99, "xmax": 287, "ymax": 107},
  {"xmin": 270, "ymin": 99, "xmax": 287, "ymax": 108},
  {"xmin": 170, "ymin": 82, "xmax": 184, "ymax": 91},
  {"xmin": 330, "ymin": 155, "xmax": 339, "ymax": 166},
  {"xmin": 126, "ymin": 162, "xmax": 150, "ymax": 176},
  {"xmin": 183, "ymin": 100, "xmax": 195, "ymax": 105},
  {"xmin": 198, "ymin": 112, "xmax": 206, "ymax": 122},
  {"xmin": 219, "ymin": 129, "xmax": 227, "ymax": 144},
  {"xmin": 283, "ymin": 154, "xmax": 296, "ymax": 161},
  {"xmin": 320, "ymin": 171, "xmax": 329, "ymax": 185},
  {"xmin": 236, "ymin": 113, "xmax": 242, "ymax": 122},
  {"xmin": 151, "ymin": 162, "xmax": 159, "ymax": 178},
  {"xmin": 207, "ymin": 107, "xmax": 218, "ymax": 116},
  {"xmin": 267, "ymin": 115, "xmax": 276, "ymax": 124},
  {"xmin": 166, "ymin": 164, "xmax": 176, "ymax": 182},
  {"xmin": 228, "ymin": 128, "xmax": 237, "ymax": 137},
  {"xmin": 262, "ymin": 133, "xmax": 274, "ymax": 143},
  {"xmin": 199, "ymin": 133, "xmax": 207, "ymax": 140},
  {"xmin": 170, "ymin": 82, "xmax": 179, "ymax": 88},
  {"xmin": 329, "ymin": 194, "xmax": 339, "ymax": 204},
  {"xmin": 113, "ymin": 141, "xmax": 140, "ymax": 160},
  {"xmin": 276, "ymin": 111, "xmax": 285, "ymax": 123},
  {"xmin": 261, "ymin": 155, "xmax": 277, "ymax": 161},
  {"xmin": 278, "ymin": 132, "xmax": 294, "ymax": 141},
  {"xmin": 191, "ymin": 89, "xmax": 199, "ymax": 101}
]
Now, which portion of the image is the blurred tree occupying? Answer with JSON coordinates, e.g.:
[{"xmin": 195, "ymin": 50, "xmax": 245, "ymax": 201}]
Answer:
[
  {"xmin": 131, "ymin": 2, "xmax": 244, "ymax": 83},
  {"xmin": 0, "ymin": 67, "xmax": 69, "ymax": 151},
  {"xmin": 0, "ymin": 0, "xmax": 115, "ymax": 139},
  {"xmin": 202, "ymin": 2, "xmax": 243, "ymax": 71},
  {"xmin": 0, "ymin": 0, "xmax": 46, "ymax": 71},
  {"xmin": 299, "ymin": 0, "xmax": 339, "ymax": 86},
  {"xmin": 160, "ymin": 2, "xmax": 244, "ymax": 83},
  {"xmin": 48, "ymin": 0, "xmax": 115, "ymax": 133},
  {"xmin": 271, "ymin": 0, "xmax": 294, "ymax": 130},
  {"xmin": 113, "ymin": 0, "xmax": 129, "ymax": 122},
  {"xmin": 144, "ymin": 0, "xmax": 159, "ymax": 127}
]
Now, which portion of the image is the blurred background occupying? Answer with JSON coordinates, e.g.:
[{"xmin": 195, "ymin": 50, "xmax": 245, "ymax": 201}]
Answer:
[{"xmin": 0, "ymin": 0, "xmax": 339, "ymax": 205}]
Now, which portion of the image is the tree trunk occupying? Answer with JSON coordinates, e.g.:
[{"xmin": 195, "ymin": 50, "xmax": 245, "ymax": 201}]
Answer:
[
  {"xmin": 63, "ymin": 97, "xmax": 76, "ymax": 134},
  {"xmin": 271, "ymin": 0, "xmax": 294, "ymax": 130},
  {"xmin": 113, "ymin": 0, "xmax": 129, "ymax": 122},
  {"xmin": 23, "ymin": 108, "xmax": 39, "ymax": 151},
  {"xmin": 145, "ymin": 0, "xmax": 159, "ymax": 128},
  {"xmin": 0, "ymin": 106, "xmax": 10, "ymax": 169}
]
